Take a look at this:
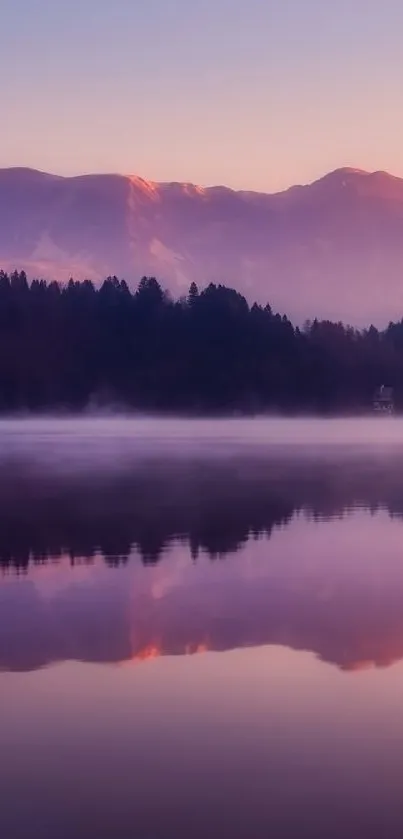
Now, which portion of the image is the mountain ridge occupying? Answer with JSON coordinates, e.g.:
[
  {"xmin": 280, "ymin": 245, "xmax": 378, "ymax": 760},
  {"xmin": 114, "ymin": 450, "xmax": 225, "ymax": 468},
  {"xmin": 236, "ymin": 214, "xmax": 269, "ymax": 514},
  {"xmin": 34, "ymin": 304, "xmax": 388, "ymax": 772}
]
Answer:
[
  {"xmin": 2, "ymin": 163, "xmax": 399, "ymax": 192},
  {"xmin": 2, "ymin": 165, "xmax": 403, "ymax": 324}
]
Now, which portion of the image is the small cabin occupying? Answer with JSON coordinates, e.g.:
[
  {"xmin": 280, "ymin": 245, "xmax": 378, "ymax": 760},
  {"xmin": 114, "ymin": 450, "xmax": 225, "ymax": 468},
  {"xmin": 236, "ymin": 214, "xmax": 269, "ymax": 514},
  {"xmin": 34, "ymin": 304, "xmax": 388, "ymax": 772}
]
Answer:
[{"xmin": 373, "ymin": 385, "xmax": 394, "ymax": 414}]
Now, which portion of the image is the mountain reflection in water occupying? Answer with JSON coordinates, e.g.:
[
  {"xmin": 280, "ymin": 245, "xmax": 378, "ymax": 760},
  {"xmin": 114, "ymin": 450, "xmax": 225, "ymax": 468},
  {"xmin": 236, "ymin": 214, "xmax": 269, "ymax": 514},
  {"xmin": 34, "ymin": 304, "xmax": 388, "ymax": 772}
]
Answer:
[{"xmin": 2, "ymin": 423, "xmax": 403, "ymax": 674}]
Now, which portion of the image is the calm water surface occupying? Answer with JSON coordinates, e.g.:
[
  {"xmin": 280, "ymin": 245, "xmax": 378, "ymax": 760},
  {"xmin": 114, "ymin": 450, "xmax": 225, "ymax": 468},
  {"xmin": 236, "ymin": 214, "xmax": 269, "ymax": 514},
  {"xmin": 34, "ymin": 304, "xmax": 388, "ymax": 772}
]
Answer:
[{"xmin": 2, "ymin": 418, "xmax": 403, "ymax": 838}]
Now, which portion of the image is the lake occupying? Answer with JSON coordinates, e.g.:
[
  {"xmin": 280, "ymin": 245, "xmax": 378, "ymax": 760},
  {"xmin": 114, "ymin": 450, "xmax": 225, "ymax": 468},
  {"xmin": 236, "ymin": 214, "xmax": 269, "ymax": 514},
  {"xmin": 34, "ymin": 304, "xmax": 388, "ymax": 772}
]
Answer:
[{"xmin": 2, "ymin": 417, "xmax": 403, "ymax": 838}]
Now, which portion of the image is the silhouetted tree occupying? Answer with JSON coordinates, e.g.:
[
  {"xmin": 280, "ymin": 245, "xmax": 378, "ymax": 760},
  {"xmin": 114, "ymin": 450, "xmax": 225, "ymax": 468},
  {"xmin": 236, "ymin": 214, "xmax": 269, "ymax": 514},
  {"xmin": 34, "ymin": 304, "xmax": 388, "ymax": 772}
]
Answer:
[{"xmin": 0, "ymin": 269, "xmax": 401, "ymax": 412}]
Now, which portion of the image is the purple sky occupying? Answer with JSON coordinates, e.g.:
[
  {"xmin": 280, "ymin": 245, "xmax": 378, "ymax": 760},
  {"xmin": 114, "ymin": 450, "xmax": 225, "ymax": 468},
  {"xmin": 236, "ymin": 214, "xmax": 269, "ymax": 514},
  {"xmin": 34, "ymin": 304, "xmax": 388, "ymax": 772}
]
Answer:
[{"xmin": 2, "ymin": 0, "xmax": 403, "ymax": 191}]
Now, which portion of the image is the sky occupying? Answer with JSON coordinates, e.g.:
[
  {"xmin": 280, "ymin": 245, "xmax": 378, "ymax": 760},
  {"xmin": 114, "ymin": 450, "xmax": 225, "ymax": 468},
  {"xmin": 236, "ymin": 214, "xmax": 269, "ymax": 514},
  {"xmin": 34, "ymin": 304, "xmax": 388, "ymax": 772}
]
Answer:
[{"xmin": 2, "ymin": 0, "xmax": 403, "ymax": 192}]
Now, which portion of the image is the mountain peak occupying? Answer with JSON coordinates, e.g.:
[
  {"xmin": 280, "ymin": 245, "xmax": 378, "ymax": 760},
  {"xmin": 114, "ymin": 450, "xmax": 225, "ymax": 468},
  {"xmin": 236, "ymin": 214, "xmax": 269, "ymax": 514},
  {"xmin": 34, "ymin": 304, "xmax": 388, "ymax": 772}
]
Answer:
[
  {"xmin": 313, "ymin": 167, "xmax": 370, "ymax": 186},
  {"xmin": 303, "ymin": 167, "xmax": 403, "ymax": 202},
  {"xmin": 330, "ymin": 166, "xmax": 368, "ymax": 176},
  {"xmin": 0, "ymin": 166, "xmax": 63, "ymax": 182},
  {"xmin": 312, "ymin": 166, "xmax": 403, "ymax": 186}
]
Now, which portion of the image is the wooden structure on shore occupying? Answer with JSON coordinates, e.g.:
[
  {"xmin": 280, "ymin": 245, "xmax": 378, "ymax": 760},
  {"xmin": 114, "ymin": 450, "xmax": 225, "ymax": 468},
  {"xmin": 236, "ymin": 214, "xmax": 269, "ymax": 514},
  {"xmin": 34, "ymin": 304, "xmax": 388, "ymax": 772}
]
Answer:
[{"xmin": 373, "ymin": 385, "xmax": 394, "ymax": 414}]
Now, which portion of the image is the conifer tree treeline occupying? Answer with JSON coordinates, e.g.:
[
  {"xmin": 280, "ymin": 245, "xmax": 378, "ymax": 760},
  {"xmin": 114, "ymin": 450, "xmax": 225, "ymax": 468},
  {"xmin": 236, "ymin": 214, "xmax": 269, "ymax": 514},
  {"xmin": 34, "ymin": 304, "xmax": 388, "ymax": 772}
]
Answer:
[{"xmin": 0, "ymin": 269, "xmax": 402, "ymax": 412}]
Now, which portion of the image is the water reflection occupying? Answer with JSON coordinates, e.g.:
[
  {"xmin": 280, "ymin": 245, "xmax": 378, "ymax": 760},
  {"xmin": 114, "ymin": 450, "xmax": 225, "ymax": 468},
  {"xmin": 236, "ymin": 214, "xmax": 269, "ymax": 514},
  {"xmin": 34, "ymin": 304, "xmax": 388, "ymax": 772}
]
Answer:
[
  {"xmin": 2, "ymin": 450, "xmax": 403, "ymax": 570},
  {"xmin": 2, "ymin": 453, "xmax": 403, "ymax": 673},
  {"xmin": 4, "ymin": 422, "xmax": 403, "ymax": 839}
]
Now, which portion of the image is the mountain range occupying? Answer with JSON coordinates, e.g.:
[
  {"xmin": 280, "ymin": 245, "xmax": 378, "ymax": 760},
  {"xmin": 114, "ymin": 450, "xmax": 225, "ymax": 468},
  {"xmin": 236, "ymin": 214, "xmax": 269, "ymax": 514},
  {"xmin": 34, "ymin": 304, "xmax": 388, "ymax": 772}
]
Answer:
[{"xmin": 2, "ymin": 165, "xmax": 403, "ymax": 324}]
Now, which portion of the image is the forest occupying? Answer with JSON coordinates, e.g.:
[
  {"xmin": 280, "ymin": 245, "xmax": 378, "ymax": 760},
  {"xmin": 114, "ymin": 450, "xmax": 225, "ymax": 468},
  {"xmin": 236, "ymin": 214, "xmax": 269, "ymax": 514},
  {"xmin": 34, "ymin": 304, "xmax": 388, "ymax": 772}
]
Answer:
[{"xmin": 0, "ymin": 269, "xmax": 402, "ymax": 413}]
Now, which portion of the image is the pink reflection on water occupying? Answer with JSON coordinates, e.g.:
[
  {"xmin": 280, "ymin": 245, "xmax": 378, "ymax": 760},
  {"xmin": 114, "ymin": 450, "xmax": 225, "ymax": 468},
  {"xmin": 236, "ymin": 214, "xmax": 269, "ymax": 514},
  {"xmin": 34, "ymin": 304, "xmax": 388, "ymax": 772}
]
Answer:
[{"xmin": 2, "ymin": 510, "xmax": 403, "ymax": 673}]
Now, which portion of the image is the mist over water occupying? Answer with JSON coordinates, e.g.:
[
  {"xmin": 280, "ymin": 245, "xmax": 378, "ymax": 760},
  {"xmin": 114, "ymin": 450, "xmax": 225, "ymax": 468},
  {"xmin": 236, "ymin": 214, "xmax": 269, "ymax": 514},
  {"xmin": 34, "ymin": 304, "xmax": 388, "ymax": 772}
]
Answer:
[
  {"xmin": 1, "ymin": 414, "xmax": 403, "ymax": 468},
  {"xmin": 1, "ymin": 416, "xmax": 403, "ymax": 569},
  {"xmin": 2, "ymin": 417, "xmax": 403, "ymax": 838}
]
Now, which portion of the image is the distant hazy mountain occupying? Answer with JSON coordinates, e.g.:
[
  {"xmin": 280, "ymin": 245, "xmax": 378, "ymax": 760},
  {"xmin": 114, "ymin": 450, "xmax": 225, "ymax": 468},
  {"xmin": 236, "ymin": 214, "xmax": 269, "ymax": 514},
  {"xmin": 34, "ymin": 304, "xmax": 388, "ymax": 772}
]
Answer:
[{"xmin": 2, "ymin": 165, "xmax": 403, "ymax": 324}]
